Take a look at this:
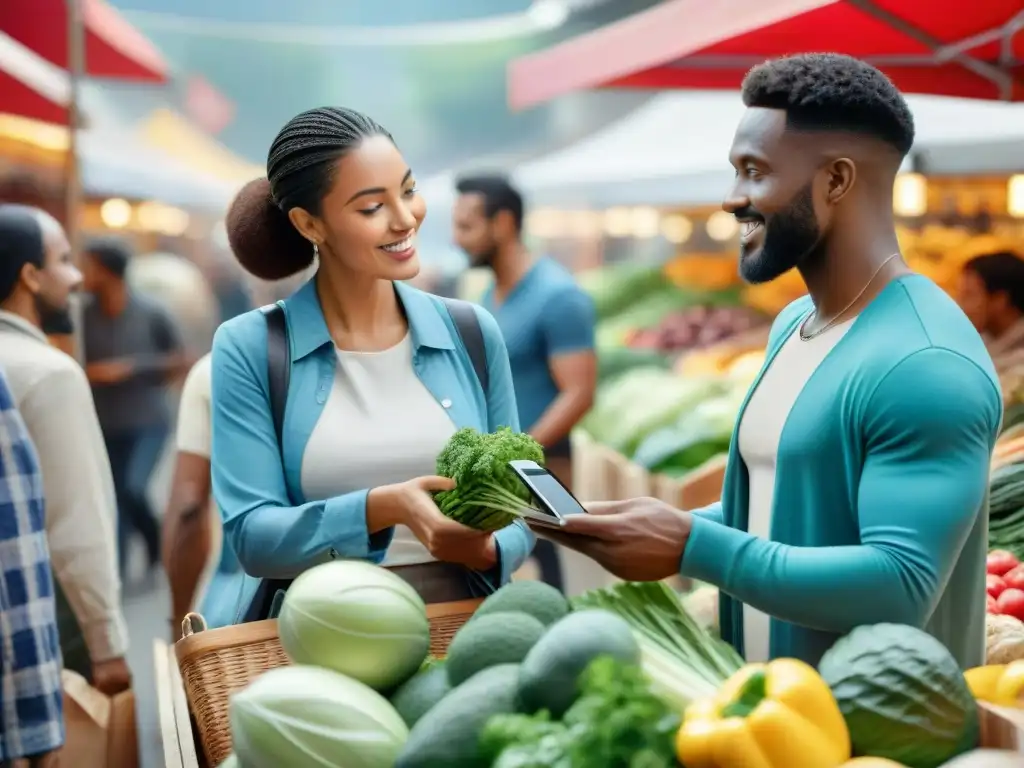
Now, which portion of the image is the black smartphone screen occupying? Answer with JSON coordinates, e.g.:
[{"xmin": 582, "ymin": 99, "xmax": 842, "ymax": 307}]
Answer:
[{"xmin": 521, "ymin": 467, "xmax": 587, "ymax": 517}]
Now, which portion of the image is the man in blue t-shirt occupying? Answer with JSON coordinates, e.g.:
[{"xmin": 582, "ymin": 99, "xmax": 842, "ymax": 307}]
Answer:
[{"xmin": 453, "ymin": 175, "xmax": 597, "ymax": 592}]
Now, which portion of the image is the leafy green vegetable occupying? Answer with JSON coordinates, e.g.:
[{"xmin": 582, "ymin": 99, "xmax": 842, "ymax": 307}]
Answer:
[
  {"xmin": 479, "ymin": 657, "xmax": 680, "ymax": 768},
  {"xmin": 631, "ymin": 391, "xmax": 743, "ymax": 475},
  {"xmin": 572, "ymin": 581, "xmax": 744, "ymax": 711},
  {"xmin": 581, "ymin": 370, "xmax": 726, "ymax": 456},
  {"xmin": 434, "ymin": 427, "xmax": 544, "ymax": 531}
]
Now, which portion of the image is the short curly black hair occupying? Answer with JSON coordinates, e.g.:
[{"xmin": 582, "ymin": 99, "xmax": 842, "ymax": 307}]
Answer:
[{"xmin": 741, "ymin": 53, "xmax": 915, "ymax": 156}]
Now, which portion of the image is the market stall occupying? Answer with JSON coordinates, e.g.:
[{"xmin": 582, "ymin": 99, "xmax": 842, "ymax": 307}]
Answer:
[
  {"xmin": 155, "ymin": 559, "xmax": 1024, "ymax": 767},
  {"xmin": 506, "ymin": 0, "xmax": 1024, "ymax": 110}
]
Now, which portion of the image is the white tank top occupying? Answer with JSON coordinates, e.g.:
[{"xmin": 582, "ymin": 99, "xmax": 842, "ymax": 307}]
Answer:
[
  {"xmin": 737, "ymin": 316, "xmax": 854, "ymax": 662},
  {"xmin": 300, "ymin": 334, "xmax": 456, "ymax": 566}
]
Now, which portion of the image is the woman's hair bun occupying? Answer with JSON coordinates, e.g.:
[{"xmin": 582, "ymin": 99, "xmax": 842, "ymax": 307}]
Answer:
[{"xmin": 225, "ymin": 177, "xmax": 315, "ymax": 281}]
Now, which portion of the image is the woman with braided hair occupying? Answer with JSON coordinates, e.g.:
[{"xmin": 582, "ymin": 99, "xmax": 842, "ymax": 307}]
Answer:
[{"xmin": 205, "ymin": 107, "xmax": 534, "ymax": 626}]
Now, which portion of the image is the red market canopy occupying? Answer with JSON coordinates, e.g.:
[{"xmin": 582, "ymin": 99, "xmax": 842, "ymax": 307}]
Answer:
[
  {"xmin": 0, "ymin": 0, "xmax": 167, "ymax": 83},
  {"xmin": 508, "ymin": 0, "xmax": 1024, "ymax": 110},
  {"xmin": 0, "ymin": 32, "xmax": 72, "ymax": 125}
]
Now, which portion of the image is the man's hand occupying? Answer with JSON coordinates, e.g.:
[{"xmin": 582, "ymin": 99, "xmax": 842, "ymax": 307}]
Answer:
[
  {"xmin": 530, "ymin": 496, "xmax": 692, "ymax": 582},
  {"xmin": 91, "ymin": 656, "xmax": 132, "ymax": 696},
  {"xmin": 86, "ymin": 359, "xmax": 134, "ymax": 385}
]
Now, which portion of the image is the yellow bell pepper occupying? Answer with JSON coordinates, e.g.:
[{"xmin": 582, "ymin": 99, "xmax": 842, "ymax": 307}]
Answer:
[
  {"xmin": 676, "ymin": 658, "xmax": 851, "ymax": 768},
  {"xmin": 965, "ymin": 662, "xmax": 1024, "ymax": 706}
]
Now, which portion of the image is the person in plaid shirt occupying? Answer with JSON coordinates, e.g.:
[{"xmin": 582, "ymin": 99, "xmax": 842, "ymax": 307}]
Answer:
[{"xmin": 0, "ymin": 368, "xmax": 63, "ymax": 767}]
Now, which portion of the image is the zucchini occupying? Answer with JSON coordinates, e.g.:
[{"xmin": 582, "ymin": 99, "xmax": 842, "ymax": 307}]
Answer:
[{"xmin": 991, "ymin": 485, "xmax": 1024, "ymax": 512}]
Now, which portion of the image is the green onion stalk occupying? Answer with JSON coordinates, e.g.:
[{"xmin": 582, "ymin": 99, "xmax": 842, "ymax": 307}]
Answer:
[{"xmin": 572, "ymin": 582, "xmax": 744, "ymax": 711}]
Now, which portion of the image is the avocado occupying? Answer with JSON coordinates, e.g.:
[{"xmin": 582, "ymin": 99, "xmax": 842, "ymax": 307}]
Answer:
[
  {"xmin": 389, "ymin": 661, "xmax": 452, "ymax": 728},
  {"xmin": 445, "ymin": 611, "xmax": 545, "ymax": 687},
  {"xmin": 473, "ymin": 580, "xmax": 570, "ymax": 626},
  {"xmin": 518, "ymin": 609, "xmax": 640, "ymax": 717}
]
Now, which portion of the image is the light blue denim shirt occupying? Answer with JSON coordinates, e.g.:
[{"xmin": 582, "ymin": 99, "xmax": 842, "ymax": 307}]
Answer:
[{"xmin": 206, "ymin": 278, "xmax": 535, "ymax": 627}]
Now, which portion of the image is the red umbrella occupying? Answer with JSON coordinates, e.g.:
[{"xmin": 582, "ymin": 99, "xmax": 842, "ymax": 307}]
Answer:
[
  {"xmin": 508, "ymin": 0, "xmax": 1024, "ymax": 110},
  {"xmin": 0, "ymin": 31, "xmax": 72, "ymax": 125},
  {"xmin": 0, "ymin": 0, "xmax": 167, "ymax": 83}
]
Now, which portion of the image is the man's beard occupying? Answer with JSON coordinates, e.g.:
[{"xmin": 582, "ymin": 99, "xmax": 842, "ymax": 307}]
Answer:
[
  {"xmin": 738, "ymin": 184, "xmax": 824, "ymax": 285},
  {"xmin": 35, "ymin": 293, "xmax": 74, "ymax": 335},
  {"xmin": 467, "ymin": 240, "xmax": 499, "ymax": 269}
]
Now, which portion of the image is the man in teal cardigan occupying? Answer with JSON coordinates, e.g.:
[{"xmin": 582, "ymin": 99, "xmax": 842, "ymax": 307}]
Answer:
[{"xmin": 543, "ymin": 53, "xmax": 1001, "ymax": 669}]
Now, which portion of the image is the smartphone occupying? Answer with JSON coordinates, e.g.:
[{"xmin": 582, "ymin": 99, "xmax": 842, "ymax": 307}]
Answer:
[{"xmin": 508, "ymin": 459, "xmax": 588, "ymax": 529}]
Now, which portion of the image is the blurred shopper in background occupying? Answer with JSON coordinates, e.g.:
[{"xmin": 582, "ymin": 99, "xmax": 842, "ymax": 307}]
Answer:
[
  {"xmin": 957, "ymin": 250, "xmax": 1024, "ymax": 373},
  {"xmin": 163, "ymin": 275, "xmax": 300, "ymax": 638},
  {"xmin": 0, "ymin": 174, "xmax": 76, "ymax": 360},
  {"xmin": 452, "ymin": 174, "xmax": 597, "ymax": 592},
  {"xmin": 0, "ymin": 205, "xmax": 130, "ymax": 694},
  {"xmin": 208, "ymin": 107, "xmax": 533, "ymax": 626},
  {"xmin": 81, "ymin": 237, "xmax": 188, "ymax": 580},
  {"xmin": 163, "ymin": 351, "xmax": 239, "ymax": 638},
  {"xmin": 0, "ymin": 368, "xmax": 64, "ymax": 768}
]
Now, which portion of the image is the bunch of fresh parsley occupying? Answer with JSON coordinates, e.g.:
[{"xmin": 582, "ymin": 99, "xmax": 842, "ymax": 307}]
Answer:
[{"xmin": 478, "ymin": 657, "xmax": 681, "ymax": 768}]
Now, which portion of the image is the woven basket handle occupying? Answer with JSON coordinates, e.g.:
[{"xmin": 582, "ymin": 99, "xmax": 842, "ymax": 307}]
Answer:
[{"xmin": 181, "ymin": 612, "xmax": 208, "ymax": 639}]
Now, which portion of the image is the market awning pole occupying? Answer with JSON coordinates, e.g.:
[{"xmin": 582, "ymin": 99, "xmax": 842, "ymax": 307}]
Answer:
[{"xmin": 66, "ymin": 0, "xmax": 85, "ymax": 363}]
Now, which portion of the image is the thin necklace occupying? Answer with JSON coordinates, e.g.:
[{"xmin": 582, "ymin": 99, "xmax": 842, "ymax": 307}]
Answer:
[{"xmin": 799, "ymin": 252, "xmax": 901, "ymax": 341}]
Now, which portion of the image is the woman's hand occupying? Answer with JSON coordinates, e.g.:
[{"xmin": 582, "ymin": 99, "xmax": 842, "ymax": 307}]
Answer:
[{"xmin": 368, "ymin": 476, "xmax": 498, "ymax": 571}]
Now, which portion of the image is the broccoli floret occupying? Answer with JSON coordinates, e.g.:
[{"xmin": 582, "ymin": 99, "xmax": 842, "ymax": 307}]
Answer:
[{"xmin": 435, "ymin": 427, "xmax": 545, "ymax": 531}]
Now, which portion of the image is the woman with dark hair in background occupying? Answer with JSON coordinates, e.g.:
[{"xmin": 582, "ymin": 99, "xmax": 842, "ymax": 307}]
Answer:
[
  {"xmin": 206, "ymin": 107, "xmax": 534, "ymax": 626},
  {"xmin": 958, "ymin": 250, "xmax": 1024, "ymax": 375}
]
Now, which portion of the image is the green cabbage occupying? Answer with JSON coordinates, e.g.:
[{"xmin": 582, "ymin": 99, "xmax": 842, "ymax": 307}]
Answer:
[
  {"xmin": 278, "ymin": 561, "xmax": 430, "ymax": 691},
  {"xmin": 231, "ymin": 665, "xmax": 408, "ymax": 768}
]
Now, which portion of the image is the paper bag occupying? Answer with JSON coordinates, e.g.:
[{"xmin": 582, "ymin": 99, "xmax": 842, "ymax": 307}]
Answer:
[{"xmin": 61, "ymin": 670, "xmax": 139, "ymax": 768}]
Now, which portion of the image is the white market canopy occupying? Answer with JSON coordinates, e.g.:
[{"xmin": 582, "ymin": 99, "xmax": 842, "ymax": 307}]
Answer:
[{"xmin": 512, "ymin": 91, "xmax": 1024, "ymax": 208}]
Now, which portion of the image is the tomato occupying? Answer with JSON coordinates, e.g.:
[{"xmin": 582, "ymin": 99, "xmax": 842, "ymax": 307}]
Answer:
[
  {"xmin": 1004, "ymin": 565, "xmax": 1024, "ymax": 592},
  {"xmin": 988, "ymin": 573, "xmax": 1008, "ymax": 598},
  {"xmin": 987, "ymin": 550, "xmax": 1020, "ymax": 577},
  {"xmin": 997, "ymin": 588, "xmax": 1024, "ymax": 621},
  {"xmin": 988, "ymin": 594, "xmax": 1000, "ymax": 613}
]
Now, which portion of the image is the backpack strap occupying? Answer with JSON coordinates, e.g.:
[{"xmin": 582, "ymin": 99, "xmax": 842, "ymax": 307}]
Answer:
[
  {"xmin": 440, "ymin": 297, "xmax": 489, "ymax": 395},
  {"xmin": 261, "ymin": 303, "xmax": 290, "ymax": 451},
  {"xmin": 244, "ymin": 304, "xmax": 293, "ymax": 623}
]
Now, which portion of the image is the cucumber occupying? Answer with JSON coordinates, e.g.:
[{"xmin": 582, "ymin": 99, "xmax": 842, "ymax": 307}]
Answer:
[{"xmin": 395, "ymin": 664, "xmax": 521, "ymax": 768}]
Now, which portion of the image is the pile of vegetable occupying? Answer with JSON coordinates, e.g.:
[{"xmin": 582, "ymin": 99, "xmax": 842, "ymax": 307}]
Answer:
[
  {"xmin": 394, "ymin": 580, "xmax": 742, "ymax": 768},
  {"xmin": 988, "ymin": 465, "xmax": 1024, "ymax": 561},
  {"xmin": 433, "ymin": 427, "xmax": 545, "ymax": 531},
  {"xmin": 625, "ymin": 304, "xmax": 765, "ymax": 355},
  {"xmin": 579, "ymin": 368, "xmax": 746, "ymax": 477},
  {"xmin": 576, "ymin": 262, "xmax": 749, "ymax": 384},
  {"xmin": 985, "ymin": 550, "xmax": 1024, "ymax": 621},
  {"xmin": 213, "ymin": 557, "xmax": 1024, "ymax": 767}
]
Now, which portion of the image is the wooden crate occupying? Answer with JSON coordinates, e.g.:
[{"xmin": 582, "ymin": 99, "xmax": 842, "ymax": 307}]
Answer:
[
  {"xmin": 979, "ymin": 701, "xmax": 1024, "ymax": 752},
  {"xmin": 570, "ymin": 430, "xmax": 606, "ymax": 502},
  {"xmin": 155, "ymin": 638, "xmax": 204, "ymax": 768},
  {"xmin": 651, "ymin": 454, "xmax": 728, "ymax": 511}
]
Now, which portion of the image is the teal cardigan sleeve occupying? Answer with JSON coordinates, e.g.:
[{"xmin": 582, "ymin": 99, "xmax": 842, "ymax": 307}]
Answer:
[
  {"xmin": 692, "ymin": 502, "xmax": 724, "ymax": 525},
  {"xmin": 473, "ymin": 305, "xmax": 536, "ymax": 584},
  {"xmin": 210, "ymin": 317, "xmax": 390, "ymax": 579},
  {"xmin": 681, "ymin": 348, "xmax": 1000, "ymax": 632}
]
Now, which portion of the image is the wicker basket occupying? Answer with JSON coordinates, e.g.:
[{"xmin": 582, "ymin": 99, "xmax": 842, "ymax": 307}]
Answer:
[{"xmin": 175, "ymin": 597, "xmax": 483, "ymax": 766}]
